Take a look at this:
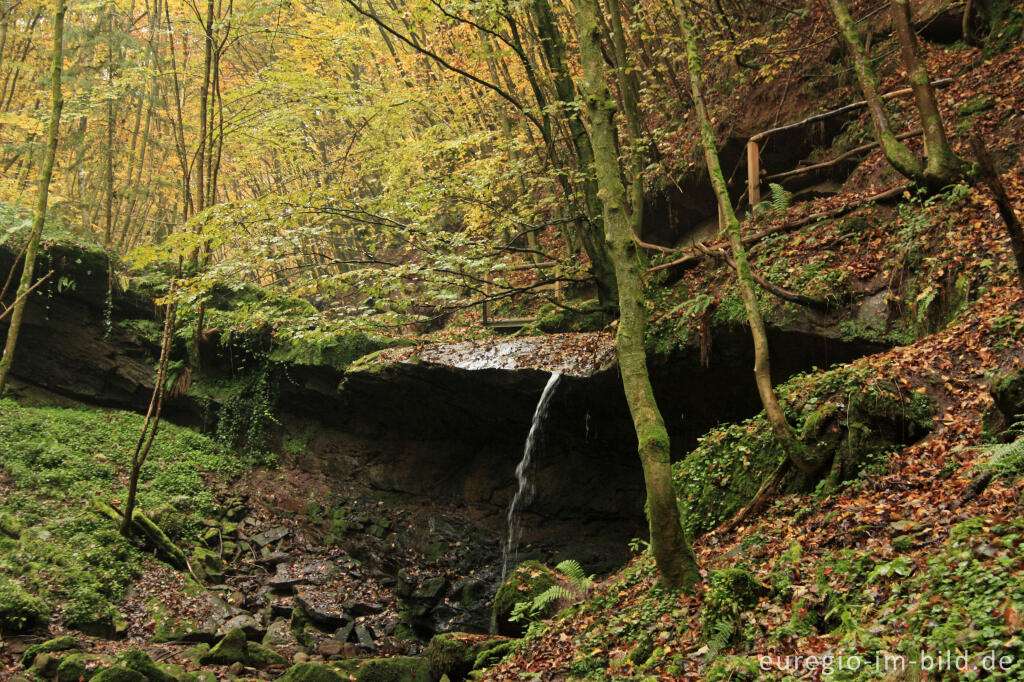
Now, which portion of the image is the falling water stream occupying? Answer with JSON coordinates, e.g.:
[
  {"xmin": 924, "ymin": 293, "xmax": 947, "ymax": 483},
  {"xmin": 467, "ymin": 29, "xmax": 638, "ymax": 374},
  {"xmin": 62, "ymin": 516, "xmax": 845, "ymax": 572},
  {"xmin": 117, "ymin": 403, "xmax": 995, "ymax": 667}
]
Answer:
[{"xmin": 498, "ymin": 371, "xmax": 562, "ymax": 591}]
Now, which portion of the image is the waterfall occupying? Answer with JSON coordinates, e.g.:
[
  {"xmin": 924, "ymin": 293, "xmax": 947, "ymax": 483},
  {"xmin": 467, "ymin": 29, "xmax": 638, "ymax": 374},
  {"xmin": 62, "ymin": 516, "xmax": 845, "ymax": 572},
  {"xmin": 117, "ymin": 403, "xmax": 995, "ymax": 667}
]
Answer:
[{"xmin": 499, "ymin": 371, "xmax": 562, "ymax": 588}]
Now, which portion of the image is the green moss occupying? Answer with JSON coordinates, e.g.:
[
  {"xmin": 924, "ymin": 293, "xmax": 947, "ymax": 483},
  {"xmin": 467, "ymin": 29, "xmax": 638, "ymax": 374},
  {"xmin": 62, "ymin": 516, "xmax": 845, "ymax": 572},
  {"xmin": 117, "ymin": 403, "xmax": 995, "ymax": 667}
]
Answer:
[
  {"xmin": 20, "ymin": 636, "xmax": 78, "ymax": 666},
  {"xmin": 0, "ymin": 575, "xmax": 48, "ymax": 634},
  {"xmin": 118, "ymin": 649, "xmax": 177, "ymax": 682},
  {"xmin": 493, "ymin": 561, "xmax": 559, "ymax": 636},
  {"xmin": 90, "ymin": 666, "xmax": 148, "ymax": 682},
  {"xmin": 427, "ymin": 633, "xmax": 510, "ymax": 679},
  {"xmin": 674, "ymin": 365, "xmax": 935, "ymax": 538},
  {"xmin": 55, "ymin": 653, "xmax": 115, "ymax": 681},
  {"xmin": 351, "ymin": 657, "xmax": 432, "ymax": 682},
  {"xmin": 530, "ymin": 299, "xmax": 610, "ymax": 334},
  {"xmin": 200, "ymin": 627, "xmax": 288, "ymax": 669},
  {"xmin": 269, "ymin": 331, "xmax": 408, "ymax": 371},
  {"xmin": 278, "ymin": 662, "xmax": 345, "ymax": 681}
]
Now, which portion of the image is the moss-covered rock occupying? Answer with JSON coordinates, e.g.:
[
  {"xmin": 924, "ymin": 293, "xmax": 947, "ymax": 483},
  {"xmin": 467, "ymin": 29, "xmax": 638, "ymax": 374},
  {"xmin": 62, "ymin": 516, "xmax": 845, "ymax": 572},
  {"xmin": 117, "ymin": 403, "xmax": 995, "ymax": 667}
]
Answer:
[
  {"xmin": 117, "ymin": 649, "xmax": 177, "ymax": 682},
  {"xmin": 492, "ymin": 560, "xmax": 559, "ymax": 637},
  {"xmin": 269, "ymin": 331, "xmax": 408, "ymax": 372},
  {"xmin": 20, "ymin": 635, "xmax": 78, "ymax": 666},
  {"xmin": 349, "ymin": 657, "xmax": 432, "ymax": 682},
  {"xmin": 985, "ymin": 366, "xmax": 1024, "ymax": 440},
  {"xmin": 199, "ymin": 627, "xmax": 288, "ymax": 668},
  {"xmin": 189, "ymin": 546, "xmax": 225, "ymax": 584},
  {"xmin": 62, "ymin": 587, "xmax": 128, "ymax": 639},
  {"xmin": 56, "ymin": 653, "xmax": 115, "ymax": 681},
  {"xmin": 700, "ymin": 568, "xmax": 769, "ymax": 646},
  {"xmin": 0, "ymin": 575, "xmax": 48, "ymax": 634},
  {"xmin": 473, "ymin": 641, "xmax": 516, "ymax": 670},
  {"xmin": 89, "ymin": 666, "xmax": 148, "ymax": 682},
  {"xmin": 278, "ymin": 662, "xmax": 346, "ymax": 681},
  {"xmin": 426, "ymin": 633, "xmax": 511, "ymax": 679}
]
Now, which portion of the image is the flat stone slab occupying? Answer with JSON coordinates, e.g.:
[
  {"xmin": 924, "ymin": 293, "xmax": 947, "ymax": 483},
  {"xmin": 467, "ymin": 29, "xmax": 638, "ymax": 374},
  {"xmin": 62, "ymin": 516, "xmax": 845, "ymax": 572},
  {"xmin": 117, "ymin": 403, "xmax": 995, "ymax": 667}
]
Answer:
[{"xmin": 373, "ymin": 332, "xmax": 615, "ymax": 377}]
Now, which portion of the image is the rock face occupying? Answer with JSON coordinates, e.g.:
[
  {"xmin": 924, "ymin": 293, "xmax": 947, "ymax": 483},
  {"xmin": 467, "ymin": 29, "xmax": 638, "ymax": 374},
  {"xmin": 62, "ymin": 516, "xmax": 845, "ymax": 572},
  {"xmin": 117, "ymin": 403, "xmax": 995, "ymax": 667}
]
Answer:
[
  {"xmin": 0, "ymin": 244, "xmax": 203, "ymax": 422},
  {"xmin": 3, "ymin": 242, "xmax": 885, "ymax": 574}
]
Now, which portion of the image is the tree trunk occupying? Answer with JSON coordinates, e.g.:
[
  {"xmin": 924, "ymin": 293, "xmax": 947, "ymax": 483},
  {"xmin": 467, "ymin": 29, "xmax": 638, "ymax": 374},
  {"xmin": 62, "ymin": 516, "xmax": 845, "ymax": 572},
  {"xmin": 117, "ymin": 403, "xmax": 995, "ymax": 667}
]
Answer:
[
  {"xmin": 0, "ymin": 0, "xmax": 65, "ymax": 394},
  {"xmin": 890, "ymin": 0, "xmax": 966, "ymax": 187},
  {"xmin": 576, "ymin": 0, "xmax": 698, "ymax": 592},
  {"xmin": 827, "ymin": 0, "xmax": 924, "ymax": 183},
  {"xmin": 677, "ymin": 7, "xmax": 822, "ymax": 475}
]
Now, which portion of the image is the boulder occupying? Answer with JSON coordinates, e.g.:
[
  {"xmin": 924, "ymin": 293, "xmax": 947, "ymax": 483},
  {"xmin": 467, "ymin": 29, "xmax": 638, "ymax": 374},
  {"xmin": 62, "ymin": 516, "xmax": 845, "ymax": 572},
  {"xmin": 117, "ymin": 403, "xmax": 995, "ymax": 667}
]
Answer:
[
  {"xmin": 90, "ymin": 667, "xmax": 147, "ymax": 682},
  {"xmin": 492, "ymin": 561, "xmax": 559, "ymax": 637},
  {"xmin": 199, "ymin": 627, "xmax": 288, "ymax": 669},
  {"xmin": 278, "ymin": 662, "xmax": 345, "ymax": 681},
  {"xmin": 20, "ymin": 635, "xmax": 78, "ymax": 667},
  {"xmin": 427, "ymin": 633, "xmax": 511, "ymax": 680},
  {"xmin": 55, "ymin": 653, "xmax": 115, "ymax": 681},
  {"xmin": 117, "ymin": 649, "xmax": 177, "ymax": 682},
  {"xmin": 191, "ymin": 547, "xmax": 225, "ymax": 584}
]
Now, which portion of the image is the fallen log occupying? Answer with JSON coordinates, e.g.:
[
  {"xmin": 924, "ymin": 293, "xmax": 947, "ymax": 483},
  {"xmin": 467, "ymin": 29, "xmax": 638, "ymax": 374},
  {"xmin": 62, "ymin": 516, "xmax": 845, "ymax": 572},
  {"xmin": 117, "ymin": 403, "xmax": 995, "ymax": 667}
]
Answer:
[{"xmin": 93, "ymin": 499, "xmax": 188, "ymax": 570}]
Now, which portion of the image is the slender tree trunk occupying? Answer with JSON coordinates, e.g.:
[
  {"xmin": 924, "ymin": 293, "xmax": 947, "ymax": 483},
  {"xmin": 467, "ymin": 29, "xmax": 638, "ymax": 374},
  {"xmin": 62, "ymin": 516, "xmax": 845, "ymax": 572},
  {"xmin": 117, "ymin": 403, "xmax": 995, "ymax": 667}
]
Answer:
[
  {"xmin": 0, "ymin": 0, "xmax": 65, "ymax": 394},
  {"xmin": 677, "ymin": 8, "xmax": 822, "ymax": 475},
  {"xmin": 827, "ymin": 0, "xmax": 924, "ymax": 183},
  {"xmin": 890, "ymin": 0, "xmax": 966, "ymax": 187},
  {"xmin": 533, "ymin": 0, "xmax": 619, "ymax": 306},
  {"xmin": 577, "ymin": 0, "xmax": 698, "ymax": 591}
]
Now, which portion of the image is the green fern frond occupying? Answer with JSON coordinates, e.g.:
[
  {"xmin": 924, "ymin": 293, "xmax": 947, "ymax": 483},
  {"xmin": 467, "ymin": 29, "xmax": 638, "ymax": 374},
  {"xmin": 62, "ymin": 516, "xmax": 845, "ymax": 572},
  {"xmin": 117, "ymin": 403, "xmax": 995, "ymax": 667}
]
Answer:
[
  {"xmin": 767, "ymin": 183, "xmax": 792, "ymax": 216},
  {"xmin": 533, "ymin": 585, "xmax": 575, "ymax": 611},
  {"xmin": 555, "ymin": 559, "xmax": 592, "ymax": 589},
  {"xmin": 706, "ymin": 618, "xmax": 737, "ymax": 655},
  {"xmin": 985, "ymin": 435, "xmax": 1024, "ymax": 480}
]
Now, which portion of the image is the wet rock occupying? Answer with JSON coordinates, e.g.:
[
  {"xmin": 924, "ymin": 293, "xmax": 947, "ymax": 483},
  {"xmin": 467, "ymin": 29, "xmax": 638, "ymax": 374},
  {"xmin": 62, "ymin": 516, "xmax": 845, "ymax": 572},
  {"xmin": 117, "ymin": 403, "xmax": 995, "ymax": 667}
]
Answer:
[
  {"xmin": 333, "ymin": 622, "xmax": 355, "ymax": 643},
  {"xmin": 263, "ymin": 618, "xmax": 295, "ymax": 648},
  {"xmin": 317, "ymin": 640, "xmax": 345, "ymax": 657},
  {"xmin": 345, "ymin": 601, "xmax": 384, "ymax": 617},
  {"xmin": 259, "ymin": 551, "xmax": 291, "ymax": 567}
]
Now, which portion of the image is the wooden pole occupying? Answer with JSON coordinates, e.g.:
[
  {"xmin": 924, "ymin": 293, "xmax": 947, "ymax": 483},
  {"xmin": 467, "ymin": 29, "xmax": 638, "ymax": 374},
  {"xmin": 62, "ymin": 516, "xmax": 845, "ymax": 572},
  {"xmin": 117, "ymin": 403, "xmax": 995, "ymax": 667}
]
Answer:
[{"xmin": 747, "ymin": 140, "xmax": 761, "ymax": 210}]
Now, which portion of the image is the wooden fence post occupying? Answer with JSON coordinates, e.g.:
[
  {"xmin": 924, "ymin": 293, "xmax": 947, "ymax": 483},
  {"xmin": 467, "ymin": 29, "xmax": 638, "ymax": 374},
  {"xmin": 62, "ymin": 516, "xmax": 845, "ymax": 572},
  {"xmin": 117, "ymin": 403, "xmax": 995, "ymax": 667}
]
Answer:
[{"xmin": 747, "ymin": 140, "xmax": 761, "ymax": 210}]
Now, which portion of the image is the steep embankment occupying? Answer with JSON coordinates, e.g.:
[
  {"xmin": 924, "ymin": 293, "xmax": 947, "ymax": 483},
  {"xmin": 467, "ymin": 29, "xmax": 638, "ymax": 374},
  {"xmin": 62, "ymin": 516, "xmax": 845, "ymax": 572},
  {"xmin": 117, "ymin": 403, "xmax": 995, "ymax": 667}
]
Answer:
[{"xmin": 481, "ymin": 32, "xmax": 1024, "ymax": 682}]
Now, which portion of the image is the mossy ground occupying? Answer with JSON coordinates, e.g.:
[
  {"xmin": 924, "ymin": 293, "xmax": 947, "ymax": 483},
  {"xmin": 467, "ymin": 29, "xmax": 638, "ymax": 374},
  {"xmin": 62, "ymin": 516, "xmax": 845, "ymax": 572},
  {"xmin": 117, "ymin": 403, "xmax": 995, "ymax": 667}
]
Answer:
[{"xmin": 0, "ymin": 394, "xmax": 247, "ymax": 637}]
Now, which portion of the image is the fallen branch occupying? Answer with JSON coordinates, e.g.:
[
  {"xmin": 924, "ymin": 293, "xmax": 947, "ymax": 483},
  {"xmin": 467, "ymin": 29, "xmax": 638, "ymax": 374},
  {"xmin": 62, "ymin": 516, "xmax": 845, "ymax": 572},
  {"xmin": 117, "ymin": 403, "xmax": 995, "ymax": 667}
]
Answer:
[
  {"xmin": 697, "ymin": 244, "xmax": 832, "ymax": 311},
  {"xmin": 722, "ymin": 459, "xmax": 792, "ymax": 533},
  {"xmin": 748, "ymin": 79, "xmax": 952, "ymax": 142},
  {"xmin": 765, "ymin": 129, "xmax": 922, "ymax": 183},
  {"xmin": 645, "ymin": 184, "xmax": 908, "ymax": 275},
  {"xmin": 0, "ymin": 270, "xmax": 53, "ymax": 322},
  {"xmin": 93, "ymin": 499, "xmax": 188, "ymax": 570}
]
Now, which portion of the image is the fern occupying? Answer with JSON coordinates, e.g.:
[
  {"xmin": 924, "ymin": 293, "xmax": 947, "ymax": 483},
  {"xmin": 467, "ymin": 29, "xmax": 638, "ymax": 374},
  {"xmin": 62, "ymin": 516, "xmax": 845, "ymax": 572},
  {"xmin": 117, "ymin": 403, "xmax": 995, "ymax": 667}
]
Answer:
[
  {"xmin": 532, "ymin": 584, "xmax": 575, "ymax": 611},
  {"xmin": 706, "ymin": 617, "xmax": 737, "ymax": 655},
  {"xmin": 984, "ymin": 434, "xmax": 1024, "ymax": 481},
  {"xmin": 758, "ymin": 182, "xmax": 792, "ymax": 218},
  {"xmin": 555, "ymin": 559, "xmax": 593, "ymax": 591}
]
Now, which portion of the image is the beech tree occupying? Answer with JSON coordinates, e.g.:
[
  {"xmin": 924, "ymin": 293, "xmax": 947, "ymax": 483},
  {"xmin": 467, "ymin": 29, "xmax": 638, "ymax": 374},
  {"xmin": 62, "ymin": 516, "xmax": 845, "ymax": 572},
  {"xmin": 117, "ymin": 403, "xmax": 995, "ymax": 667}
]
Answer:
[
  {"xmin": 0, "ymin": 0, "xmax": 65, "ymax": 394},
  {"xmin": 675, "ymin": 5, "xmax": 824, "ymax": 524},
  {"xmin": 576, "ymin": 0, "xmax": 698, "ymax": 591},
  {"xmin": 827, "ymin": 0, "xmax": 967, "ymax": 188}
]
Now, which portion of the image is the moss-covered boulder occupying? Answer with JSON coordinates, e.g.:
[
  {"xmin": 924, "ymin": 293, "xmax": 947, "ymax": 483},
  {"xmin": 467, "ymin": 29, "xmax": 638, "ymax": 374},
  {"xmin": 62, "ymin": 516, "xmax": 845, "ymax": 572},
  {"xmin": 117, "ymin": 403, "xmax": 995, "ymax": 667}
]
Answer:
[
  {"xmin": 117, "ymin": 649, "xmax": 177, "ymax": 682},
  {"xmin": 700, "ymin": 568, "xmax": 769, "ymax": 645},
  {"xmin": 199, "ymin": 627, "xmax": 288, "ymax": 669},
  {"xmin": 426, "ymin": 633, "xmax": 511, "ymax": 680},
  {"xmin": 56, "ymin": 653, "xmax": 115, "ymax": 681},
  {"xmin": 20, "ymin": 635, "xmax": 78, "ymax": 666},
  {"xmin": 674, "ymin": 365, "xmax": 935, "ymax": 538},
  {"xmin": 62, "ymin": 587, "xmax": 128, "ymax": 639},
  {"xmin": 278, "ymin": 662, "xmax": 346, "ymax": 681},
  {"xmin": 90, "ymin": 667, "xmax": 148, "ymax": 682},
  {"xmin": 190, "ymin": 546, "xmax": 225, "ymax": 584},
  {"xmin": 0, "ymin": 575, "xmax": 48, "ymax": 634},
  {"xmin": 492, "ymin": 560, "xmax": 559, "ymax": 637},
  {"xmin": 341, "ymin": 657, "xmax": 432, "ymax": 682}
]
